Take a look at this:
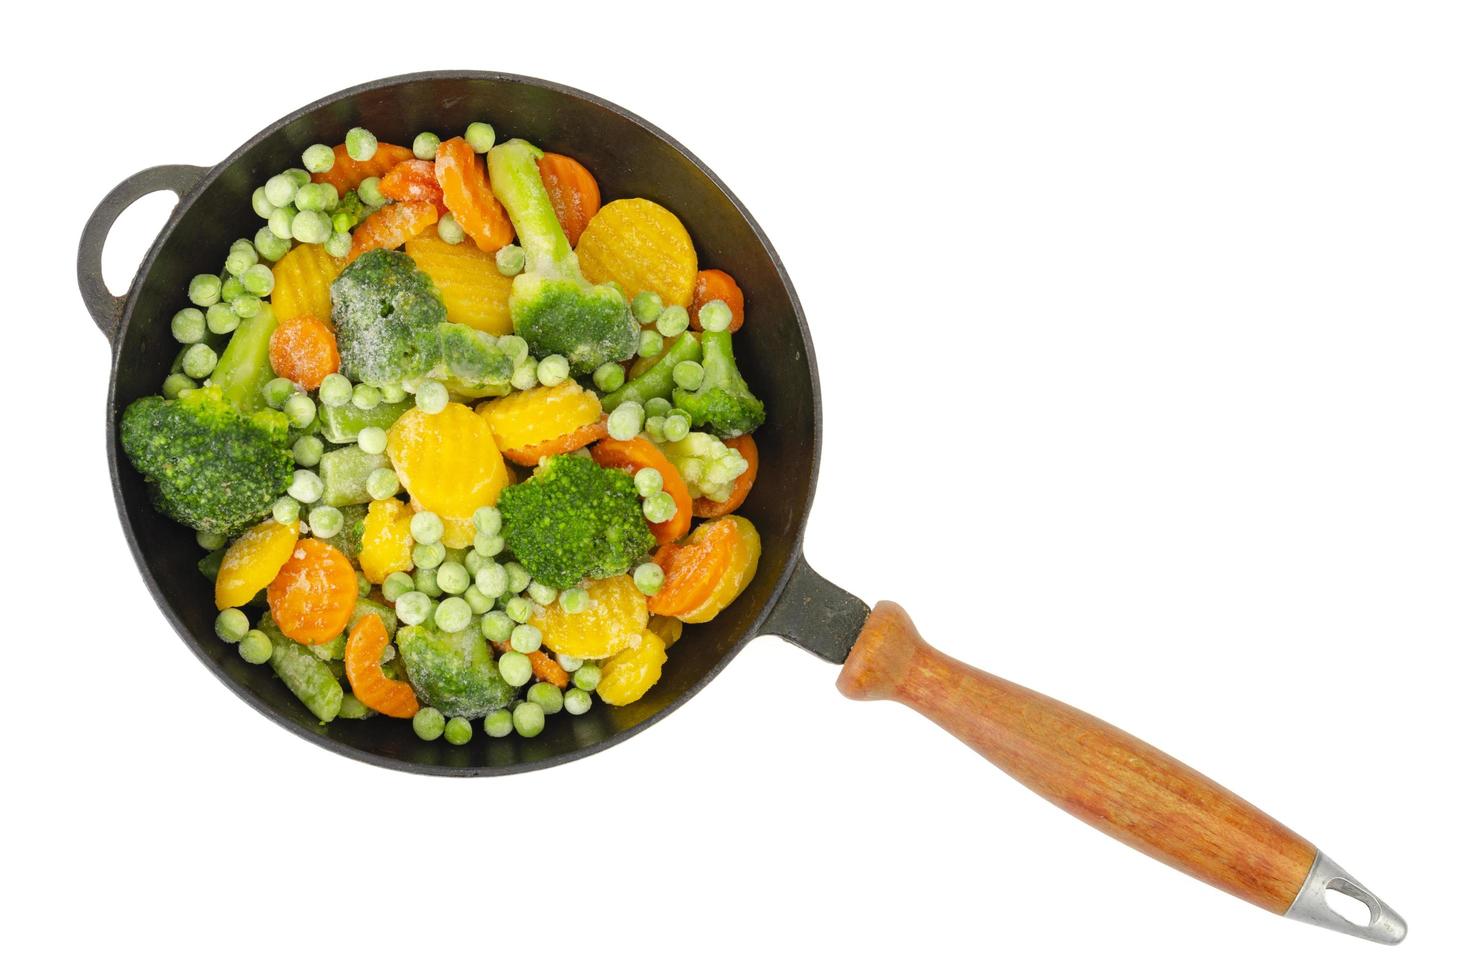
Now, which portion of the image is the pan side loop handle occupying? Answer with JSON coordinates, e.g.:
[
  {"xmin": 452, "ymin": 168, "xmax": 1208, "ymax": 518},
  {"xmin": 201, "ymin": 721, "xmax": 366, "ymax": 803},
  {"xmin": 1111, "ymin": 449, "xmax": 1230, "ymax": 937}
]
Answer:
[
  {"xmin": 77, "ymin": 165, "xmax": 207, "ymax": 343},
  {"xmin": 837, "ymin": 601, "xmax": 1406, "ymax": 944}
]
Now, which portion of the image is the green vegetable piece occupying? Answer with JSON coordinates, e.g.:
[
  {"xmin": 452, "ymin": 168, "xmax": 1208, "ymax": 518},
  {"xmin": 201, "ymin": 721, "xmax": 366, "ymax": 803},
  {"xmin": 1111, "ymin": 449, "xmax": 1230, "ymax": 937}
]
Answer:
[
  {"xmin": 316, "ymin": 398, "xmax": 412, "ymax": 444},
  {"xmin": 444, "ymin": 715, "xmax": 473, "ymax": 744},
  {"xmin": 598, "ymin": 331, "xmax": 701, "ymax": 412},
  {"xmin": 512, "ymin": 701, "xmax": 545, "ymax": 737},
  {"xmin": 239, "ymin": 630, "xmax": 273, "ymax": 665},
  {"xmin": 564, "ymin": 688, "xmax": 592, "ymax": 715},
  {"xmin": 198, "ymin": 547, "xmax": 226, "ymax": 581},
  {"xmin": 397, "ymin": 624, "xmax": 516, "ymax": 718},
  {"xmin": 350, "ymin": 595, "xmax": 397, "ymax": 636},
  {"xmin": 484, "ymin": 709, "xmax": 514, "ymax": 737},
  {"xmin": 318, "ymin": 444, "xmax": 390, "ymax": 507},
  {"xmin": 412, "ymin": 706, "xmax": 445, "ymax": 740},
  {"xmin": 337, "ymin": 693, "xmax": 375, "ymax": 719},
  {"xmin": 210, "ymin": 308, "xmax": 280, "ymax": 414},
  {"xmin": 671, "ymin": 328, "xmax": 766, "ymax": 438},
  {"xmin": 259, "ymin": 618, "xmax": 343, "ymax": 722},
  {"xmin": 527, "ymin": 681, "xmax": 563, "ymax": 715},
  {"xmin": 486, "ymin": 139, "xmax": 639, "ymax": 372}
]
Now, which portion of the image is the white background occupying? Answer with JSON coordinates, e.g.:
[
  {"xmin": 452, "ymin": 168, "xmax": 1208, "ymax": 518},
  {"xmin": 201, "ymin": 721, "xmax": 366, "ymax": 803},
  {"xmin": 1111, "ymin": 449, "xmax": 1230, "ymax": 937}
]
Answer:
[{"xmin": 7, "ymin": 1, "xmax": 1475, "ymax": 975}]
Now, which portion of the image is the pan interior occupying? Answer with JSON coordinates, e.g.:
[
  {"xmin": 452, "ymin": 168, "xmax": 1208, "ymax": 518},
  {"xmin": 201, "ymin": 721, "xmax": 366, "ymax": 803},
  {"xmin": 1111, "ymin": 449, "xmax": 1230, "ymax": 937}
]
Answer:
[{"xmin": 106, "ymin": 73, "xmax": 819, "ymax": 774}]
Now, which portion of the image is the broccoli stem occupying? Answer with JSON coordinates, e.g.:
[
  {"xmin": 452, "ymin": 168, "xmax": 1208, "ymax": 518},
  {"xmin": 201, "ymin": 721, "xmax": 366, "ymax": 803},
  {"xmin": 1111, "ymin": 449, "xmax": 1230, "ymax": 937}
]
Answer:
[
  {"xmin": 486, "ymin": 139, "xmax": 575, "ymax": 271},
  {"xmin": 599, "ymin": 331, "xmax": 701, "ymax": 412},
  {"xmin": 210, "ymin": 308, "xmax": 278, "ymax": 413}
]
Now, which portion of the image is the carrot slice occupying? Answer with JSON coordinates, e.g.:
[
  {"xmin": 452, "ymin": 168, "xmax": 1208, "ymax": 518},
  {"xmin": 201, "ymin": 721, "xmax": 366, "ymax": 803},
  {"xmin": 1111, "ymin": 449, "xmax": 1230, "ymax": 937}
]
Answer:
[
  {"xmin": 434, "ymin": 137, "xmax": 514, "ymax": 252},
  {"xmin": 647, "ymin": 518, "xmax": 741, "ymax": 618},
  {"xmin": 527, "ymin": 649, "xmax": 570, "ymax": 689},
  {"xmin": 501, "ymin": 419, "xmax": 608, "ymax": 467},
  {"xmin": 344, "ymin": 614, "xmax": 419, "ymax": 718},
  {"xmin": 348, "ymin": 200, "xmax": 439, "ymax": 261},
  {"xmin": 589, "ymin": 436, "xmax": 693, "ymax": 544},
  {"xmin": 692, "ymin": 434, "xmax": 759, "ymax": 518},
  {"xmin": 312, "ymin": 142, "xmax": 414, "ymax": 195},
  {"xmin": 687, "ymin": 269, "xmax": 745, "ymax": 331},
  {"xmin": 379, "ymin": 159, "xmax": 446, "ymax": 212},
  {"xmin": 537, "ymin": 152, "xmax": 601, "ymax": 246},
  {"xmin": 267, "ymin": 539, "xmax": 358, "ymax": 645},
  {"xmin": 269, "ymin": 314, "xmax": 340, "ymax": 390}
]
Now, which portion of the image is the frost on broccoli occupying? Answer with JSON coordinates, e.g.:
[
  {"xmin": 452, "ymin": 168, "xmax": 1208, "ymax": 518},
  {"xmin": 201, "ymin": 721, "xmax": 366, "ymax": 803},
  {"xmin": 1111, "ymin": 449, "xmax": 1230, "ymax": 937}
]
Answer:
[
  {"xmin": 498, "ymin": 454, "xmax": 655, "ymax": 589},
  {"xmin": 660, "ymin": 432, "xmax": 750, "ymax": 503},
  {"xmin": 329, "ymin": 249, "xmax": 513, "ymax": 392},
  {"xmin": 487, "ymin": 139, "xmax": 639, "ymax": 373},
  {"xmin": 673, "ymin": 329, "xmax": 766, "ymax": 439},
  {"xmin": 397, "ymin": 624, "xmax": 515, "ymax": 718}
]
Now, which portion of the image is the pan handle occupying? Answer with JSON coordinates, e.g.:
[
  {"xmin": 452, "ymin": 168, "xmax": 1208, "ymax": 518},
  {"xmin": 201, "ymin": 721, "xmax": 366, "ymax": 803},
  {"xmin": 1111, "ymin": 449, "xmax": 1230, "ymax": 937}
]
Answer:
[
  {"xmin": 77, "ymin": 165, "xmax": 207, "ymax": 343},
  {"xmin": 835, "ymin": 600, "xmax": 1406, "ymax": 944}
]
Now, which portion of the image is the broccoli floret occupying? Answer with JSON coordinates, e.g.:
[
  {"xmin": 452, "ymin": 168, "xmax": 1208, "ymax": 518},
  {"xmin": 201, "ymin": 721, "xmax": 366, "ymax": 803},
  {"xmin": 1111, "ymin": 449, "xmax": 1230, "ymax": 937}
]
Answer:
[
  {"xmin": 396, "ymin": 624, "xmax": 515, "ymax": 718},
  {"xmin": 487, "ymin": 139, "xmax": 639, "ymax": 373},
  {"xmin": 120, "ymin": 384, "xmax": 293, "ymax": 536},
  {"xmin": 330, "ymin": 188, "xmax": 374, "ymax": 231},
  {"xmin": 330, "ymin": 249, "xmax": 513, "ymax": 391},
  {"xmin": 673, "ymin": 329, "xmax": 766, "ymax": 438},
  {"xmin": 498, "ymin": 454, "xmax": 656, "ymax": 589},
  {"xmin": 660, "ymin": 432, "xmax": 751, "ymax": 503}
]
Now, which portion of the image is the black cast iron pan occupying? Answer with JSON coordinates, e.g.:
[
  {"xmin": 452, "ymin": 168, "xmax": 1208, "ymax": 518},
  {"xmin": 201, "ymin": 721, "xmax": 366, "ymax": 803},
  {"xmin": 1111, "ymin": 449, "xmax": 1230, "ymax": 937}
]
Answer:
[{"xmin": 77, "ymin": 72, "xmax": 1403, "ymax": 943}]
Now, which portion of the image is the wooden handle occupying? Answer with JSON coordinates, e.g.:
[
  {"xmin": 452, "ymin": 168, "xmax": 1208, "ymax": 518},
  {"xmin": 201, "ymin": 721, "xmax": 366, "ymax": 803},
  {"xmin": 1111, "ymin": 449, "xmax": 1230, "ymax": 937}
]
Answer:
[{"xmin": 837, "ymin": 601, "xmax": 1316, "ymax": 914}]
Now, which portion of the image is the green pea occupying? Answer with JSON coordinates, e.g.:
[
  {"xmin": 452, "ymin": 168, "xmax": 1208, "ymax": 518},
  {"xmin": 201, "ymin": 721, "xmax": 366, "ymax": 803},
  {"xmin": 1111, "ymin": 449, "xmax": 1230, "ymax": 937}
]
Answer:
[
  {"xmin": 463, "ymin": 584, "xmax": 495, "ymax": 615},
  {"xmin": 410, "ymin": 511, "xmax": 443, "ymax": 545},
  {"xmin": 252, "ymin": 186, "xmax": 275, "ymax": 219},
  {"xmin": 345, "ymin": 127, "xmax": 378, "ymax": 162},
  {"xmin": 464, "ymin": 121, "xmax": 496, "ymax": 153},
  {"xmin": 434, "ymin": 596, "xmax": 473, "ymax": 632},
  {"xmin": 559, "ymin": 588, "xmax": 589, "ymax": 614},
  {"xmin": 357, "ymin": 425, "xmax": 388, "ymax": 455},
  {"xmin": 563, "ymin": 688, "xmax": 593, "ymax": 715},
  {"xmin": 416, "ymin": 380, "xmax": 449, "ymax": 414},
  {"xmin": 698, "ymin": 299, "xmax": 733, "ymax": 332},
  {"xmin": 263, "ymin": 376, "xmax": 297, "ymax": 409},
  {"xmin": 481, "ymin": 610, "xmax": 515, "ymax": 644},
  {"xmin": 241, "ymin": 263, "xmax": 275, "ymax": 297},
  {"xmin": 284, "ymin": 392, "xmax": 317, "ymax": 428},
  {"xmin": 284, "ymin": 168, "xmax": 312, "ymax": 188},
  {"xmin": 632, "ymin": 467, "xmax": 664, "ymax": 498},
  {"xmin": 504, "ymin": 562, "xmax": 531, "ymax": 594},
  {"xmin": 265, "ymin": 173, "xmax": 299, "ymax": 207},
  {"xmin": 215, "ymin": 608, "xmax": 250, "ymax": 643},
  {"xmin": 437, "ymin": 212, "xmax": 465, "ymax": 245},
  {"xmin": 475, "ymin": 564, "xmax": 508, "ymax": 598},
  {"xmin": 631, "ymin": 291, "xmax": 663, "ymax": 324},
  {"xmin": 556, "ymin": 654, "xmax": 584, "ymax": 673},
  {"xmin": 287, "ymin": 469, "xmax": 324, "ymax": 505},
  {"xmin": 381, "ymin": 383, "xmax": 409, "ymax": 404},
  {"xmin": 358, "ymin": 175, "xmax": 386, "ymax": 207},
  {"xmin": 527, "ymin": 581, "xmax": 558, "ymax": 606},
  {"xmin": 412, "ymin": 706, "xmax": 445, "ymax": 740},
  {"xmin": 309, "ymin": 505, "xmax": 343, "ymax": 538},
  {"xmin": 509, "ymin": 358, "xmax": 538, "ymax": 391},
  {"xmin": 268, "ymin": 205, "xmax": 297, "ymax": 240},
  {"xmin": 181, "ymin": 343, "xmax": 217, "ymax": 379},
  {"xmin": 606, "ymin": 401, "xmax": 643, "ymax": 441},
  {"xmin": 672, "ymin": 360, "xmax": 705, "ymax": 391},
  {"xmin": 473, "ymin": 506, "xmax": 502, "ymax": 535},
  {"xmin": 509, "ymin": 623, "xmax": 542, "ymax": 654},
  {"xmin": 325, "ymin": 231, "xmax": 352, "ymax": 259},
  {"xmin": 350, "ymin": 383, "xmax": 382, "ymax": 411},
  {"xmin": 527, "ymin": 681, "xmax": 563, "ymax": 715},
  {"xmin": 366, "ymin": 467, "xmax": 401, "ymax": 500},
  {"xmin": 188, "ymin": 274, "xmax": 222, "ymax": 307},
  {"xmin": 444, "ymin": 716, "xmax": 473, "ymax": 745},
  {"xmin": 644, "ymin": 415, "xmax": 668, "ymax": 441},
  {"xmin": 643, "ymin": 491, "xmax": 677, "ymax": 524},
  {"xmin": 413, "ymin": 567, "xmax": 443, "ymax": 597},
  {"xmin": 239, "ymin": 630, "xmax": 273, "ymax": 664},
  {"xmin": 464, "ymin": 551, "xmax": 492, "ymax": 576},
  {"xmin": 412, "ymin": 542, "xmax": 446, "ymax": 569},
  {"xmin": 484, "ymin": 708, "xmax": 514, "ymax": 737},
  {"xmin": 572, "ymin": 663, "xmax": 602, "ymax": 692},
  {"xmin": 293, "ymin": 435, "xmax": 324, "ymax": 467},
  {"xmin": 496, "ymin": 334, "xmax": 529, "ymax": 366},
  {"xmin": 254, "ymin": 227, "xmax": 292, "ymax": 262},
  {"xmin": 205, "ymin": 303, "xmax": 239, "ymax": 336},
  {"xmin": 318, "ymin": 373, "xmax": 352, "ymax": 407},
  {"xmin": 499, "ymin": 650, "xmax": 533, "ymax": 687},
  {"xmin": 662, "ymin": 414, "xmax": 691, "ymax": 441},
  {"xmin": 195, "ymin": 530, "xmax": 226, "ymax": 551},
  {"xmin": 512, "ymin": 701, "xmax": 545, "ymax": 737},
  {"xmin": 412, "ymin": 132, "xmax": 440, "ymax": 160},
  {"xmin": 171, "ymin": 308, "xmax": 206, "ymax": 343},
  {"xmin": 396, "ymin": 591, "xmax": 434, "ymax": 626},
  {"xmin": 633, "ymin": 562, "xmax": 665, "ymax": 596},
  {"xmin": 495, "ymin": 243, "xmax": 525, "ymax": 276},
  {"xmin": 436, "ymin": 561, "xmax": 470, "ymax": 595},
  {"xmin": 291, "ymin": 210, "xmax": 333, "ymax": 245},
  {"xmin": 231, "ymin": 294, "xmax": 262, "ymax": 319},
  {"xmin": 593, "ymin": 362, "xmax": 625, "ymax": 393},
  {"xmin": 272, "ymin": 496, "xmax": 301, "ymax": 525},
  {"xmin": 382, "ymin": 571, "xmax": 415, "ymax": 602},
  {"xmin": 302, "ymin": 144, "xmax": 336, "ymax": 173},
  {"xmin": 656, "ymin": 304, "xmax": 689, "ymax": 337},
  {"xmin": 294, "ymin": 182, "xmax": 328, "ymax": 212},
  {"xmin": 224, "ymin": 245, "xmax": 257, "ymax": 278},
  {"xmin": 162, "ymin": 373, "xmax": 196, "ymax": 399},
  {"xmin": 637, "ymin": 329, "xmax": 663, "ymax": 358},
  {"xmin": 473, "ymin": 532, "xmax": 504, "ymax": 557},
  {"xmin": 220, "ymin": 276, "xmax": 247, "ymax": 303},
  {"xmin": 504, "ymin": 595, "xmax": 533, "ymax": 624}
]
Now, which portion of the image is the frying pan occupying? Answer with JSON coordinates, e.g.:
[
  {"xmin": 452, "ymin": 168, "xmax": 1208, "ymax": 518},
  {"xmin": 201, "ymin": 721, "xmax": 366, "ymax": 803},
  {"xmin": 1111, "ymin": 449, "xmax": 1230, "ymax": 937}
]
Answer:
[{"xmin": 77, "ymin": 71, "xmax": 1404, "ymax": 944}]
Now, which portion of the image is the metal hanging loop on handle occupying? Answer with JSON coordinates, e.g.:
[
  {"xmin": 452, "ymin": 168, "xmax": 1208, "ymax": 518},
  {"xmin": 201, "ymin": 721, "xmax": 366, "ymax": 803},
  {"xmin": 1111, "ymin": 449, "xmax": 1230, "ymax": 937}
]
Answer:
[
  {"xmin": 1284, "ymin": 850, "xmax": 1407, "ymax": 944},
  {"xmin": 77, "ymin": 164, "xmax": 207, "ymax": 343}
]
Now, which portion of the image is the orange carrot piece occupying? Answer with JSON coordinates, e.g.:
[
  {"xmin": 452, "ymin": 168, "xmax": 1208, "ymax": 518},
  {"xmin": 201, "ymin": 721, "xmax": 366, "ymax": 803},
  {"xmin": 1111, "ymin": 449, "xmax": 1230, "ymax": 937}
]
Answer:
[
  {"xmin": 692, "ymin": 434, "xmax": 759, "ymax": 518},
  {"xmin": 647, "ymin": 518, "xmax": 741, "ymax": 618},
  {"xmin": 687, "ymin": 269, "xmax": 745, "ymax": 331},
  {"xmin": 434, "ymin": 137, "xmax": 514, "ymax": 252},
  {"xmin": 344, "ymin": 614, "xmax": 420, "ymax": 718},
  {"xmin": 312, "ymin": 143, "xmax": 415, "ymax": 195},
  {"xmin": 380, "ymin": 159, "xmax": 446, "ymax": 212},
  {"xmin": 537, "ymin": 152, "xmax": 601, "ymax": 246},
  {"xmin": 589, "ymin": 436, "xmax": 693, "ymax": 544},
  {"xmin": 267, "ymin": 539, "xmax": 359, "ymax": 645},
  {"xmin": 269, "ymin": 314, "xmax": 340, "ymax": 390},
  {"xmin": 501, "ymin": 419, "xmax": 608, "ymax": 467},
  {"xmin": 527, "ymin": 649, "xmax": 570, "ymax": 689},
  {"xmin": 348, "ymin": 200, "xmax": 439, "ymax": 260}
]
